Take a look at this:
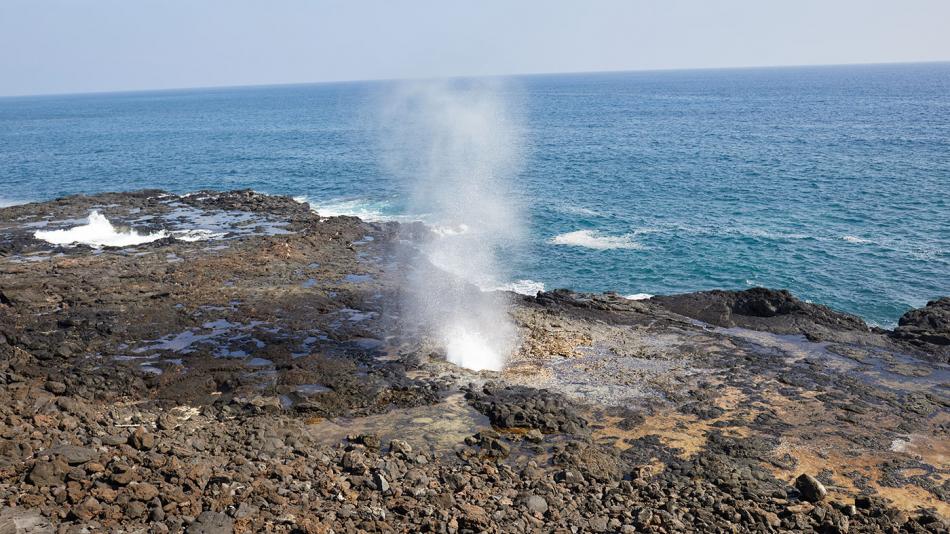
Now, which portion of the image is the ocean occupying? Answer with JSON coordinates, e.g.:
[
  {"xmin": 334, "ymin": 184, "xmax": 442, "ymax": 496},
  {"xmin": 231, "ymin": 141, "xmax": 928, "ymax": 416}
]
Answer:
[{"xmin": 1, "ymin": 63, "xmax": 948, "ymax": 326}]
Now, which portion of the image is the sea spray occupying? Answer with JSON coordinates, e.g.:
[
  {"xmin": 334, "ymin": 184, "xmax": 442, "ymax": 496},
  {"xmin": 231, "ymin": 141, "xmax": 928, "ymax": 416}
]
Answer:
[
  {"xmin": 378, "ymin": 80, "xmax": 524, "ymax": 371},
  {"xmin": 34, "ymin": 210, "xmax": 168, "ymax": 248}
]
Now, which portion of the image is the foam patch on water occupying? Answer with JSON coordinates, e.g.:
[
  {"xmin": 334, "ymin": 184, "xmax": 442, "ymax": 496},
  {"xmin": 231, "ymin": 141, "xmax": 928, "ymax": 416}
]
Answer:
[
  {"xmin": 173, "ymin": 229, "xmax": 228, "ymax": 242},
  {"xmin": 35, "ymin": 211, "xmax": 167, "ymax": 248},
  {"xmin": 554, "ymin": 204, "xmax": 603, "ymax": 217},
  {"xmin": 494, "ymin": 279, "xmax": 545, "ymax": 296},
  {"xmin": 623, "ymin": 293, "xmax": 654, "ymax": 300},
  {"xmin": 841, "ymin": 235, "xmax": 873, "ymax": 244},
  {"xmin": 549, "ymin": 230, "xmax": 644, "ymax": 250}
]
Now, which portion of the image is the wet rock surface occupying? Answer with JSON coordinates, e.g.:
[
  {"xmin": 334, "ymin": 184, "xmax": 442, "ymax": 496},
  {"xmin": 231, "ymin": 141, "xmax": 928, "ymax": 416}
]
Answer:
[
  {"xmin": 891, "ymin": 297, "xmax": 950, "ymax": 362},
  {"xmin": 0, "ymin": 190, "xmax": 947, "ymax": 533}
]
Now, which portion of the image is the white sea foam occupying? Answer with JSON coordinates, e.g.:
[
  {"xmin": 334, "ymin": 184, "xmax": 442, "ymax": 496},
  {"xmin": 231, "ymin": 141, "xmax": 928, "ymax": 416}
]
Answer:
[
  {"xmin": 172, "ymin": 229, "xmax": 228, "ymax": 242},
  {"xmin": 841, "ymin": 235, "xmax": 872, "ymax": 244},
  {"xmin": 494, "ymin": 279, "xmax": 545, "ymax": 296},
  {"xmin": 555, "ymin": 204, "xmax": 602, "ymax": 217},
  {"xmin": 294, "ymin": 196, "xmax": 399, "ymax": 223},
  {"xmin": 35, "ymin": 211, "xmax": 168, "ymax": 248},
  {"xmin": 549, "ymin": 230, "xmax": 644, "ymax": 250},
  {"xmin": 623, "ymin": 293, "xmax": 654, "ymax": 300}
]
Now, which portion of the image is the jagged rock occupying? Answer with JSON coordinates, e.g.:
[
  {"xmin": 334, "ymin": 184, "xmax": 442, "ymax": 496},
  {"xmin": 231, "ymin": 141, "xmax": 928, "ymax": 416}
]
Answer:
[
  {"xmin": 373, "ymin": 472, "xmax": 390, "ymax": 493},
  {"xmin": 342, "ymin": 450, "xmax": 369, "ymax": 474},
  {"xmin": 130, "ymin": 427, "xmax": 155, "ymax": 450},
  {"xmin": 72, "ymin": 497, "xmax": 101, "ymax": 521},
  {"xmin": 130, "ymin": 482, "xmax": 160, "ymax": 501},
  {"xmin": 28, "ymin": 459, "xmax": 67, "ymax": 487},
  {"xmin": 389, "ymin": 439, "xmax": 412, "ymax": 457},
  {"xmin": 891, "ymin": 297, "xmax": 950, "ymax": 361}
]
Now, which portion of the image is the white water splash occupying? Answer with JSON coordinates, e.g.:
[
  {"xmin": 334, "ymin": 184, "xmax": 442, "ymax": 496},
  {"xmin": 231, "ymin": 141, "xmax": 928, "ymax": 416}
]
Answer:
[
  {"xmin": 623, "ymin": 293, "xmax": 654, "ymax": 300},
  {"xmin": 379, "ymin": 80, "xmax": 523, "ymax": 372},
  {"xmin": 35, "ymin": 211, "xmax": 167, "ymax": 248}
]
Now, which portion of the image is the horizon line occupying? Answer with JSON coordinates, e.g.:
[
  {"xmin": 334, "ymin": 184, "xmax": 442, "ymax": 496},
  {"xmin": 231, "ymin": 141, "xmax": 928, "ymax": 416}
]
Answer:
[{"xmin": 3, "ymin": 58, "xmax": 948, "ymax": 100}]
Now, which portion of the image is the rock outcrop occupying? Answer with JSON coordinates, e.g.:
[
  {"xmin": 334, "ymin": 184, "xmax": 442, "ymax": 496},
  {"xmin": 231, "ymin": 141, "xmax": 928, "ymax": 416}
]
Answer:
[{"xmin": 890, "ymin": 297, "xmax": 950, "ymax": 362}]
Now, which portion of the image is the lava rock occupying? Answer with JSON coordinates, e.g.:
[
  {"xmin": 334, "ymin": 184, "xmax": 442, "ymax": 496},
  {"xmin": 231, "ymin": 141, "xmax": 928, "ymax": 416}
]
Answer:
[
  {"xmin": 130, "ymin": 482, "xmax": 160, "ymax": 501},
  {"xmin": 28, "ymin": 459, "xmax": 67, "ymax": 487},
  {"xmin": 373, "ymin": 472, "xmax": 390, "ymax": 493},
  {"xmin": 389, "ymin": 439, "xmax": 412, "ymax": 457},
  {"xmin": 130, "ymin": 427, "xmax": 156, "ymax": 450},
  {"xmin": 187, "ymin": 511, "xmax": 234, "ymax": 534},
  {"xmin": 44, "ymin": 380, "xmax": 66, "ymax": 394},
  {"xmin": 795, "ymin": 473, "xmax": 827, "ymax": 503},
  {"xmin": 524, "ymin": 494, "xmax": 548, "ymax": 515},
  {"xmin": 41, "ymin": 445, "xmax": 96, "ymax": 465}
]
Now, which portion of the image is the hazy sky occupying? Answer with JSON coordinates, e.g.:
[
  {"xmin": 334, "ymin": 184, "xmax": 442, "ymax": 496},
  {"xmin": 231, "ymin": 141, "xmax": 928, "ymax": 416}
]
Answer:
[{"xmin": 2, "ymin": 0, "xmax": 949, "ymax": 96}]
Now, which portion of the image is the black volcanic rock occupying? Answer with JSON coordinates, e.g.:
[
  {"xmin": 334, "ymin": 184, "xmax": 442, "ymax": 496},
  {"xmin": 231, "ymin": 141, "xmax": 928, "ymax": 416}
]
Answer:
[
  {"xmin": 890, "ymin": 297, "xmax": 950, "ymax": 361},
  {"xmin": 651, "ymin": 287, "xmax": 868, "ymax": 339}
]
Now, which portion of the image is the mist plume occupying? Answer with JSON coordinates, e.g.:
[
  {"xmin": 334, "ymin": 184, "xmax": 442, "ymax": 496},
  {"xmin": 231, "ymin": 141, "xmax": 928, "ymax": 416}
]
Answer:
[{"xmin": 379, "ymin": 79, "xmax": 523, "ymax": 371}]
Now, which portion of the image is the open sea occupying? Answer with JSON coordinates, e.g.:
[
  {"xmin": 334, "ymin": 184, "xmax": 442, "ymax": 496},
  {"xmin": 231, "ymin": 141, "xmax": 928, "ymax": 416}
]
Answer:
[{"xmin": 1, "ymin": 63, "xmax": 948, "ymax": 326}]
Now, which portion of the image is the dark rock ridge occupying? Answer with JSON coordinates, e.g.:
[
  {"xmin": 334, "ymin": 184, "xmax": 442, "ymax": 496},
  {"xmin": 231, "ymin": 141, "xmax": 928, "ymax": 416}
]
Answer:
[
  {"xmin": 891, "ymin": 297, "xmax": 950, "ymax": 359},
  {"xmin": 650, "ymin": 287, "xmax": 949, "ymax": 363},
  {"xmin": 651, "ymin": 287, "xmax": 870, "ymax": 336}
]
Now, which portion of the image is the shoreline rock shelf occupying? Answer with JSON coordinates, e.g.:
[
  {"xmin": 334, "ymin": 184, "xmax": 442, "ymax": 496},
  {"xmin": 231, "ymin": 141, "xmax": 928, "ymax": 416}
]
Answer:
[{"xmin": 0, "ymin": 190, "xmax": 947, "ymax": 532}]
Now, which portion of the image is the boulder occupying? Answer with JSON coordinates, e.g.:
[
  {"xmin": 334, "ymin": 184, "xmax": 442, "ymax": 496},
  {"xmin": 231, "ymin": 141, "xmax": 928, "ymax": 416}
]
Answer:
[{"xmin": 795, "ymin": 473, "xmax": 827, "ymax": 503}]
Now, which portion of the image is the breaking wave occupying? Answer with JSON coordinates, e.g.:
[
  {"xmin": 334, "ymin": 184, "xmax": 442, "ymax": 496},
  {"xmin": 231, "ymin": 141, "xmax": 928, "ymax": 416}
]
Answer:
[{"xmin": 35, "ymin": 211, "xmax": 168, "ymax": 248}]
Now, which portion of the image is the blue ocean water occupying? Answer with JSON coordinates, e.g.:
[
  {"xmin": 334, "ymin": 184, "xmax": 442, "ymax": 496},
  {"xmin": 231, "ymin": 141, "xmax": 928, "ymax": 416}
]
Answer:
[{"xmin": 1, "ymin": 63, "xmax": 948, "ymax": 326}]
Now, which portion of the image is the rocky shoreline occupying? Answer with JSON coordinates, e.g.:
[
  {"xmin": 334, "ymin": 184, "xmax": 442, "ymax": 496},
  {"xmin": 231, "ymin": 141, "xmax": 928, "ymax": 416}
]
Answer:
[{"xmin": 0, "ymin": 190, "xmax": 947, "ymax": 533}]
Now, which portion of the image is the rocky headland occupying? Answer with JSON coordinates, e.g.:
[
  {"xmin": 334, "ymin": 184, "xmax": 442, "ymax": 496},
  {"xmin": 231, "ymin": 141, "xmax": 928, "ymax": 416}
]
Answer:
[{"xmin": 0, "ymin": 190, "xmax": 947, "ymax": 533}]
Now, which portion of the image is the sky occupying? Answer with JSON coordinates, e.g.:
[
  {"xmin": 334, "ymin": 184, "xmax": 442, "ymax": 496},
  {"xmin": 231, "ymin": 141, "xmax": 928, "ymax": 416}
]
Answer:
[{"xmin": 2, "ymin": 0, "xmax": 949, "ymax": 97}]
